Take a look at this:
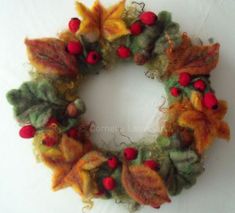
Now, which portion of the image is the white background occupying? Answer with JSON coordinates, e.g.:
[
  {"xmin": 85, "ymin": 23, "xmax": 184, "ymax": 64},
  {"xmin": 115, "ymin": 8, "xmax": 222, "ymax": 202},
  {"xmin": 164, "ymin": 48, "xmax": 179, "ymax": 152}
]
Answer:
[{"xmin": 0, "ymin": 0, "xmax": 235, "ymax": 213}]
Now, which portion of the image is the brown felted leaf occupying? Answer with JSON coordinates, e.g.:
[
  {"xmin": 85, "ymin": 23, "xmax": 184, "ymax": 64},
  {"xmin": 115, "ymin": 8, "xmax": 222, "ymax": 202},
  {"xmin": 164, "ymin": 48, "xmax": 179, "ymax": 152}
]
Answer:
[
  {"xmin": 121, "ymin": 163, "xmax": 171, "ymax": 208},
  {"xmin": 166, "ymin": 34, "xmax": 220, "ymax": 75},
  {"xmin": 25, "ymin": 38, "xmax": 79, "ymax": 76}
]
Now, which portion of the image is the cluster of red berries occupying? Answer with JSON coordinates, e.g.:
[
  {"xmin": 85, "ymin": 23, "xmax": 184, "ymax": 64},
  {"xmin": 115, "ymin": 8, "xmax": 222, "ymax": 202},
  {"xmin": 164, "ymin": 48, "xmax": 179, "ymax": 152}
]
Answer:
[
  {"xmin": 170, "ymin": 72, "xmax": 218, "ymax": 109},
  {"xmin": 116, "ymin": 11, "xmax": 158, "ymax": 59},
  {"xmin": 67, "ymin": 18, "xmax": 101, "ymax": 65},
  {"xmin": 102, "ymin": 147, "xmax": 160, "ymax": 191}
]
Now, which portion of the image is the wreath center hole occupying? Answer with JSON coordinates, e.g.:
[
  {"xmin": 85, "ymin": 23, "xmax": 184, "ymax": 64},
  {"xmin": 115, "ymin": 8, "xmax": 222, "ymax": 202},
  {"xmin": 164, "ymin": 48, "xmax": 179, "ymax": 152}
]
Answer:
[{"xmin": 79, "ymin": 63, "xmax": 166, "ymax": 147}]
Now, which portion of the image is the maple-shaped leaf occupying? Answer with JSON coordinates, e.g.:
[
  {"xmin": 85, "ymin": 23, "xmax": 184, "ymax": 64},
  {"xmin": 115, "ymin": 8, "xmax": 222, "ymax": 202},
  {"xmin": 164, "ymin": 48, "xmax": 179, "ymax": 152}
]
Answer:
[
  {"xmin": 33, "ymin": 130, "xmax": 92, "ymax": 191},
  {"xmin": 42, "ymin": 155, "xmax": 72, "ymax": 191},
  {"xmin": 178, "ymin": 92, "xmax": 230, "ymax": 154},
  {"xmin": 76, "ymin": 0, "xmax": 129, "ymax": 42},
  {"xmin": 65, "ymin": 151, "xmax": 107, "ymax": 198},
  {"xmin": 25, "ymin": 38, "xmax": 79, "ymax": 76},
  {"xmin": 121, "ymin": 163, "xmax": 171, "ymax": 208},
  {"xmin": 166, "ymin": 34, "xmax": 220, "ymax": 76}
]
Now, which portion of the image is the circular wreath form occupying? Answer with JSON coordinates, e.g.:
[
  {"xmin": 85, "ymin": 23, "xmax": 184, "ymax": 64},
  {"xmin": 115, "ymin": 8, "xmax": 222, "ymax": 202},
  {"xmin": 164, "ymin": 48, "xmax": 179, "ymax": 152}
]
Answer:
[{"xmin": 7, "ymin": 0, "xmax": 230, "ymax": 211}]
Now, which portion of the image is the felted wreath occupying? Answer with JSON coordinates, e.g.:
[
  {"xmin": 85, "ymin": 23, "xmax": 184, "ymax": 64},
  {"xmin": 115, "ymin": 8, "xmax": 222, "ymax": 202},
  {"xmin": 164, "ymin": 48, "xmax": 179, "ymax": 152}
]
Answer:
[{"xmin": 7, "ymin": 0, "xmax": 230, "ymax": 211}]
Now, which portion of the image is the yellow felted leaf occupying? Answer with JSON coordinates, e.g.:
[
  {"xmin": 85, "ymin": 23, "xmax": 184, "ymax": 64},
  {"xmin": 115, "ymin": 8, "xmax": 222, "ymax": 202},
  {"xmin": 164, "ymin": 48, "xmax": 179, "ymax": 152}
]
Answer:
[
  {"xmin": 104, "ymin": 0, "xmax": 125, "ymax": 19},
  {"xmin": 190, "ymin": 91, "xmax": 203, "ymax": 111},
  {"xmin": 76, "ymin": 151, "xmax": 107, "ymax": 170},
  {"xmin": 76, "ymin": 0, "xmax": 129, "ymax": 42},
  {"xmin": 103, "ymin": 19, "xmax": 130, "ymax": 41},
  {"xmin": 121, "ymin": 163, "xmax": 171, "ymax": 208}
]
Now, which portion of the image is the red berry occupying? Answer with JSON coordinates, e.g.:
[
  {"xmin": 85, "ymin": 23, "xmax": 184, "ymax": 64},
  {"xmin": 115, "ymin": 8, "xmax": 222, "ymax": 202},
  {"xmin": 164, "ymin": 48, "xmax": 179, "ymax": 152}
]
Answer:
[
  {"xmin": 170, "ymin": 87, "xmax": 181, "ymax": 97},
  {"xmin": 67, "ymin": 127, "xmax": 79, "ymax": 139},
  {"xmin": 68, "ymin": 18, "xmax": 81, "ymax": 33},
  {"xmin": 144, "ymin": 160, "xmax": 160, "ymax": 170},
  {"xmin": 124, "ymin": 147, "xmax": 138, "ymax": 161},
  {"xmin": 179, "ymin": 72, "xmax": 191, "ymax": 86},
  {"xmin": 102, "ymin": 177, "xmax": 116, "ymax": 191},
  {"xmin": 46, "ymin": 117, "xmax": 59, "ymax": 127},
  {"xmin": 193, "ymin": 79, "xmax": 206, "ymax": 91},
  {"xmin": 108, "ymin": 156, "xmax": 119, "ymax": 169},
  {"xmin": 117, "ymin": 45, "xmax": 131, "ymax": 59},
  {"xmin": 86, "ymin": 51, "xmax": 101, "ymax": 64},
  {"xmin": 43, "ymin": 136, "xmax": 57, "ymax": 147},
  {"xmin": 130, "ymin": 22, "xmax": 143, "ymax": 35},
  {"xmin": 19, "ymin": 125, "xmax": 36, "ymax": 139},
  {"xmin": 203, "ymin": 92, "xmax": 218, "ymax": 109},
  {"xmin": 140, "ymin": 11, "xmax": 157, "ymax": 26},
  {"xmin": 67, "ymin": 41, "xmax": 83, "ymax": 55}
]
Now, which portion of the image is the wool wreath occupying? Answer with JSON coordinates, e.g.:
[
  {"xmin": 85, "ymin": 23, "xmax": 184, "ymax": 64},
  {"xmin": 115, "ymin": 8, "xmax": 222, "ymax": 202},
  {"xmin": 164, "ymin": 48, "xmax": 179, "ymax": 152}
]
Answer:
[{"xmin": 6, "ymin": 0, "xmax": 230, "ymax": 211}]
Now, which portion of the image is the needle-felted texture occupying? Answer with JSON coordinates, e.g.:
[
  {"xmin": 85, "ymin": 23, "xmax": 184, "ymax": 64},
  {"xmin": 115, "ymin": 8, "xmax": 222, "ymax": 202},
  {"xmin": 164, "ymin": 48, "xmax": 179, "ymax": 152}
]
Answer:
[{"xmin": 6, "ymin": 0, "xmax": 230, "ymax": 212}]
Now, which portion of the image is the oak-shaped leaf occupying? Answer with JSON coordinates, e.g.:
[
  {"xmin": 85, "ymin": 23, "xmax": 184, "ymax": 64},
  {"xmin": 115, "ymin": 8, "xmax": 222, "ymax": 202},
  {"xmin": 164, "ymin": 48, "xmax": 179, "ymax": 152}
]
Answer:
[
  {"xmin": 7, "ymin": 80, "xmax": 67, "ymax": 128},
  {"xmin": 166, "ymin": 150, "xmax": 204, "ymax": 195},
  {"xmin": 156, "ymin": 136, "xmax": 204, "ymax": 195}
]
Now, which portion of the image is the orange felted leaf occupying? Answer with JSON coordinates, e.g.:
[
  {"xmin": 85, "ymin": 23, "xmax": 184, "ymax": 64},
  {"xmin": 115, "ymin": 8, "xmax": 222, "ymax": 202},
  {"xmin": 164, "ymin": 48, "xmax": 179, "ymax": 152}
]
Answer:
[
  {"xmin": 166, "ymin": 34, "xmax": 220, "ymax": 76},
  {"xmin": 59, "ymin": 134, "xmax": 83, "ymax": 163},
  {"xmin": 25, "ymin": 38, "xmax": 79, "ymax": 76},
  {"xmin": 41, "ymin": 154, "xmax": 72, "ymax": 191},
  {"xmin": 64, "ymin": 151, "xmax": 107, "ymax": 198},
  {"xmin": 178, "ymin": 92, "xmax": 230, "ymax": 154},
  {"xmin": 76, "ymin": 0, "xmax": 129, "ymax": 42},
  {"xmin": 121, "ymin": 163, "xmax": 171, "ymax": 208},
  {"xmin": 163, "ymin": 100, "xmax": 193, "ymax": 136}
]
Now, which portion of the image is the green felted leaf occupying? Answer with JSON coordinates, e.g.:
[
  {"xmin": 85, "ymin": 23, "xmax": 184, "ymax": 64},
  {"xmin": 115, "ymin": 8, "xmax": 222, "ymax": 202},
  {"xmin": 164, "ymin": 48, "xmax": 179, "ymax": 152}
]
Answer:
[
  {"xmin": 145, "ymin": 54, "xmax": 168, "ymax": 80},
  {"xmin": 155, "ymin": 135, "xmax": 204, "ymax": 195},
  {"xmin": 167, "ymin": 150, "xmax": 203, "ymax": 195},
  {"xmin": 158, "ymin": 11, "xmax": 172, "ymax": 25},
  {"xmin": 154, "ymin": 11, "xmax": 182, "ymax": 55},
  {"xmin": 130, "ymin": 25, "xmax": 161, "ymax": 54},
  {"xmin": 7, "ymin": 80, "xmax": 67, "ymax": 128}
]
